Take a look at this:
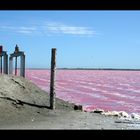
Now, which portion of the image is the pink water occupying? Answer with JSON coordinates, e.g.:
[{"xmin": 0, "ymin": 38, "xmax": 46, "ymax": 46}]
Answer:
[{"xmin": 25, "ymin": 69, "xmax": 140, "ymax": 114}]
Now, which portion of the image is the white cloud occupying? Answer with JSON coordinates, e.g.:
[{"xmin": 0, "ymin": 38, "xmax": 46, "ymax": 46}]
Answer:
[
  {"xmin": 44, "ymin": 22, "xmax": 96, "ymax": 36},
  {"xmin": 17, "ymin": 30, "xmax": 33, "ymax": 34},
  {"xmin": 0, "ymin": 25, "xmax": 16, "ymax": 30},
  {"xmin": 17, "ymin": 26, "xmax": 37, "ymax": 34},
  {"xmin": 0, "ymin": 22, "xmax": 97, "ymax": 37},
  {"xmin": 0, "ymin": 25, "xmax": 37, "ymax": 34}
]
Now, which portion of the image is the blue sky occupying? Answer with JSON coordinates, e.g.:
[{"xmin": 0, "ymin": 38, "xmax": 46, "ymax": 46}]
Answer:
[{"xmin": 0, "ymin": 10, "xmax": 140, "ymax": 69}]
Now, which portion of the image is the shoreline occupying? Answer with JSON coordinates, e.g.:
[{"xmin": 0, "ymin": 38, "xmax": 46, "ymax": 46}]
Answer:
[
  {"xmin": 1, "ymin": 99, "xmax": 140, "ymax": 129},
  {"xmin": 0, "ymin": 74, "xmax": 140, "ymax": 129},
  {"xmin": 26, "ymin": 68, "xmax": 140, "ymax": 72}
]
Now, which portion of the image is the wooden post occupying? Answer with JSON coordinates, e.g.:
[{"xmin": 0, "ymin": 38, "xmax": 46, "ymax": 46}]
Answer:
[{"xmin": 50, "ymin": 48, "xmax": 56, "ymax": 109}]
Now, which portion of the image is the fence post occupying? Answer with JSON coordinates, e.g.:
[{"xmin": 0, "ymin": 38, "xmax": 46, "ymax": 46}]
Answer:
[{"xmin": 50, "ymin": 48, "xmax": 56, "ymax": 110}]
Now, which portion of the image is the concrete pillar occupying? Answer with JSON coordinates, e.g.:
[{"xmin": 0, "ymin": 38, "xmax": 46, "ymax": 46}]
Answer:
[
  {"xmin": 20, "ymin": 54, "xmax": 25, "ymax": 77},
  {"xmin": 3, "ymin": 54, "xmax": 8, "ymax": 74},
  {"xmin": 9, "ymin": 47, "xmax": 25, "ymax": 77},
  {"xmin": 0, "ymin": 52, "xmax": 8, "ymax": 74},
  {"xmin": 0, "ymin": 56, "xmax": 2, "ymax": 74},
  {"xmin": 9, "ymin": 57, "xmax": 13, "ymax": 74},
  {"xmin": 15, "ymin": 56, "xmax": 17, "ymax": 75}
]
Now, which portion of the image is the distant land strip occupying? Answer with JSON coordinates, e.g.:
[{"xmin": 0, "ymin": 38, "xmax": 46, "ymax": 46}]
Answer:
[{"xmin": 26, "ymin": 68, "xmax": 140, "ymax": 71}]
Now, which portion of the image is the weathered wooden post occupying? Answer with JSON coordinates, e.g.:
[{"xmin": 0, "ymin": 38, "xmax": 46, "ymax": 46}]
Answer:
[{"xmin": 50, "ymin": 48, "xmax": 56, "ymax": 110}]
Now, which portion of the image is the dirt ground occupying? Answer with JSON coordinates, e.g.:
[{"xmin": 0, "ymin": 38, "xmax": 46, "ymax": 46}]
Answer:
[{"xmin": 0, "ymin": 74, "xmax": 140, "ymax": 129}]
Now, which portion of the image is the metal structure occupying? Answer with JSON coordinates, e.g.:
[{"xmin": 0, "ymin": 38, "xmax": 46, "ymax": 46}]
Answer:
[
  {"xmin": 9, "ymin": 45, "xmax": 25, "ymax": 77},
  {"xmin": 0, "ymin": 46, "xmax": 8, "ymax": 74}
]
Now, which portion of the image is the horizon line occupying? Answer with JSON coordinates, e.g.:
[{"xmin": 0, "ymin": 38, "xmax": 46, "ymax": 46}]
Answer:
[{"xmin": 25, "ymin": 68, "xmax": 140, "ymax": 71}]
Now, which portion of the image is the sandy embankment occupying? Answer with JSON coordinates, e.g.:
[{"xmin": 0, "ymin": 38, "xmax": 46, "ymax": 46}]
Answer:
[{"xmin": 0, "ymin": 74, "xmax": 140, "ymax": 129}]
